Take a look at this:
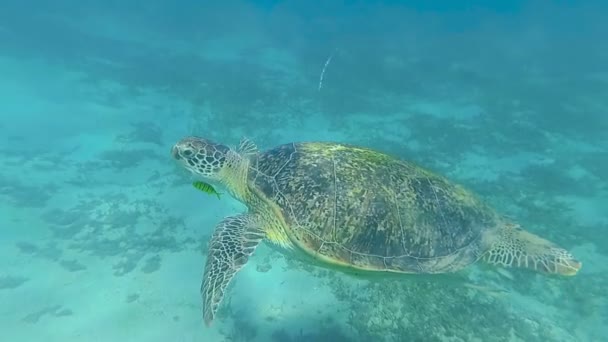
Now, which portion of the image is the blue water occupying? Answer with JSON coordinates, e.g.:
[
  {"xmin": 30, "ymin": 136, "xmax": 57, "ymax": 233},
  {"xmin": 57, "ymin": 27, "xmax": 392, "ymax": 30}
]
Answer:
[{"xmin": 1, "ymin": 1, "xmax": 606, "ymax": 341}]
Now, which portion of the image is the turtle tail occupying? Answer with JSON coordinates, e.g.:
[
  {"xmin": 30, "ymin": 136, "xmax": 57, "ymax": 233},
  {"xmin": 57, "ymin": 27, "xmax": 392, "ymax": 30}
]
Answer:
[{"xmin": 482, "ymin": 223, "xmax": 581, "ymax": 276}]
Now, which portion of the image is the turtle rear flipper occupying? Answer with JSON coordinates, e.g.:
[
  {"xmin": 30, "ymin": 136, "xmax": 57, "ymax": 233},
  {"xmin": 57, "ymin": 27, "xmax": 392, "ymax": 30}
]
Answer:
[
  {"xmin": 482, "ymin": 223, "xmax": 581, "ymax": 276},
  {"xmin": 202, "ymin": 214, "xmax": 265, "ymax": 326}
]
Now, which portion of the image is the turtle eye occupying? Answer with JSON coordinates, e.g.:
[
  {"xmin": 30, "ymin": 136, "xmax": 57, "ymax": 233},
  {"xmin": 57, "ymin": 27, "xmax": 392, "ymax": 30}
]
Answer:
[{"xmin": 182, "ymin": 149, "xmax": 193, "ymax": 157}]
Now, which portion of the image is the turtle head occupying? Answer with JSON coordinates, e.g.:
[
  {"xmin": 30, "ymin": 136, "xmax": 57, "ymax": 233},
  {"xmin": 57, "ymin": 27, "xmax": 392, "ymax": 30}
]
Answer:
[{"xmin": 172, "ymin": 137, "xmax": 232, "ymax": 181}]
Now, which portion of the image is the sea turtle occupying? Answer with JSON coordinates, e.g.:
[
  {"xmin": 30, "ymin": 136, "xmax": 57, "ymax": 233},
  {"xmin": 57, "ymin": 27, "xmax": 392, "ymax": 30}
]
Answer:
[{"xmin": 171, "ymin": 137, "xmax": 582, "ymax": 326}]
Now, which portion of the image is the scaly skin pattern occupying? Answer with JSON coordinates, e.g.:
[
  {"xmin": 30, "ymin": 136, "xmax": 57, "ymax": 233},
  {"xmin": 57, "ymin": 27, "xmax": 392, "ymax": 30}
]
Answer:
[
  {"xmin": 248, "ymin": 142, "xmax": 501, "ymax": 274},
  {"xmin": 172, "ymin": 137, "xmax": 581, "ymax": 278},
  {"xmin": 173, "ymin": 137, "xmax": 581, "ymax": 327}
]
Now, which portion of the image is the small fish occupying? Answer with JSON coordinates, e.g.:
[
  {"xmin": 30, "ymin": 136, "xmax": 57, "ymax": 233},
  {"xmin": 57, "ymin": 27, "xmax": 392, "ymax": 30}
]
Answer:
[{"xmin": 192, "ymin": 181, "xmax": 221, "ymax": 199}]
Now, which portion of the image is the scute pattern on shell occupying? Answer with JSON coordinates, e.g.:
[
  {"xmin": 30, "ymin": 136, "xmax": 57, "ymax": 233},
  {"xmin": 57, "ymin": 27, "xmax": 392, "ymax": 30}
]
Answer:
[{"xmin": 249, "ymin": 142, "xmax": 500, "ymax": 273}]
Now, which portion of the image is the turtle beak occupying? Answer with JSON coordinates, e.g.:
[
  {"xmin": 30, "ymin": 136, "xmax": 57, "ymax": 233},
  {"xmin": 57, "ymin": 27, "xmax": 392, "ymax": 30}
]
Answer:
[{"xmin": 171, "ymin": 145, "xmax": 180, "ymax": 160}]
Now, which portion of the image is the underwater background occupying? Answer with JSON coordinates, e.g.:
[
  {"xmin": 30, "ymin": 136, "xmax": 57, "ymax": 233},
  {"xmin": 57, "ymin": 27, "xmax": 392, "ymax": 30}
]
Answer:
[{"xmin": 0, "ymin": 1, "xmax": 606, "ymax": 341}]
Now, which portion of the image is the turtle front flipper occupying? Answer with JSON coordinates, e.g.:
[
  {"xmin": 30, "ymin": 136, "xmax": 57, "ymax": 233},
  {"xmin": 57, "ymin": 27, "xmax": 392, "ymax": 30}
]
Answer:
[
  {"xmin": 482, "ymin": 223, "xmax": 581, "ymax": 276},
  {"xmin": 202, "ymin": 214, "xmax": 264, "ymax": 326}
]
